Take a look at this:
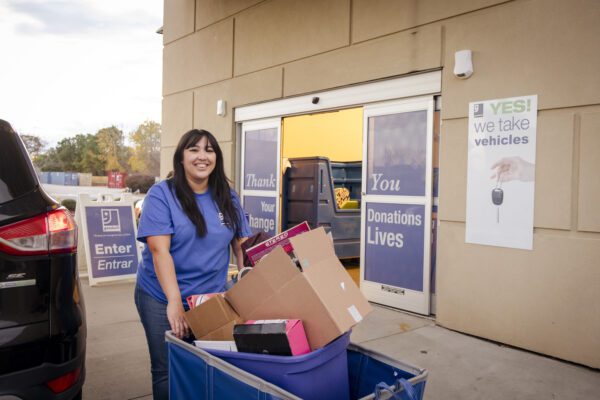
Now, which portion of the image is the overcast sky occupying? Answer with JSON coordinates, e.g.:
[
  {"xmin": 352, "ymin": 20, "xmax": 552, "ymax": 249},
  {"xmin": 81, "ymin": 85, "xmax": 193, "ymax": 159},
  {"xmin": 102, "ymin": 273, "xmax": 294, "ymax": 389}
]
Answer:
[{"xmin": 0, "ymin": 0, "xmax": 163, "ymax": 147}]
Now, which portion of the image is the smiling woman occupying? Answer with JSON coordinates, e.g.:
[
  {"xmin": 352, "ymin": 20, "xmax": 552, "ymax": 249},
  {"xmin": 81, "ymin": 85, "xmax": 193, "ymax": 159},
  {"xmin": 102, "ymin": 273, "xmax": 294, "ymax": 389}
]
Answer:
[
  {"xmin": 180, "ymin": 136, "xmax": 217, "ymax": 194},
  {"xmin": 133, "ymin": 129, "xmax": 251, "ymax": 400}
]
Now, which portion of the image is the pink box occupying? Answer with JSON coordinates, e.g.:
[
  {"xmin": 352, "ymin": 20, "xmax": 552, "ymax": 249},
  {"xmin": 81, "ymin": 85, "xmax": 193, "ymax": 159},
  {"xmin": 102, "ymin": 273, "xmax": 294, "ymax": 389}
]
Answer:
[
  {"xmin": 244, "ymin": 221, "xmax": 310, "ymax": 266},
  {"xmin": 186, "ymin": 292, "xmax": 221, "ymax": 310}
]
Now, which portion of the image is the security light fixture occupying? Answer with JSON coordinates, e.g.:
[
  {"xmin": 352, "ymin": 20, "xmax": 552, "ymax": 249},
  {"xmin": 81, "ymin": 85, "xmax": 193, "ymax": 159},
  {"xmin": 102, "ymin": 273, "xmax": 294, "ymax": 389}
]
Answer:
[
  {"xmin": 217, "ymin": 100, "xmax": 227, "ymax": 117},
  {"xmin": 454, "ymin": 50, "xmax": 473, "ymax": 79}
]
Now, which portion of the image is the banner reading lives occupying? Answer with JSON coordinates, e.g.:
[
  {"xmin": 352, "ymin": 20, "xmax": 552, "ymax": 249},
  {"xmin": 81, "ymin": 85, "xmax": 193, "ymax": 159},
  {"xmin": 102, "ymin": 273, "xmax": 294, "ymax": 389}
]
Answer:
[
  {"xmin": 365, "ymin": 203, "xmax": 425, "ymax": 291},
  {"xmin": 466, "ymin": 95, "xmax": 537, "ymax": 250}
]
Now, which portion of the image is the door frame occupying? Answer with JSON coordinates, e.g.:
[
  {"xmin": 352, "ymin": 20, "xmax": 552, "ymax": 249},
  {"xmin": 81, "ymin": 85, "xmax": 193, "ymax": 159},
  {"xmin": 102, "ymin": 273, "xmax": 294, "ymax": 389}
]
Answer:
[
  {"xmin": 359, "ymin": 96, "xmax": 435, "ymax": 314},
  {"xmin": 235, "ymin": 72, "xmax": 441, "ymax": 123},
  {"xmin": 234, "ymin": 71, "xmax": 441, "ymax": 314}
]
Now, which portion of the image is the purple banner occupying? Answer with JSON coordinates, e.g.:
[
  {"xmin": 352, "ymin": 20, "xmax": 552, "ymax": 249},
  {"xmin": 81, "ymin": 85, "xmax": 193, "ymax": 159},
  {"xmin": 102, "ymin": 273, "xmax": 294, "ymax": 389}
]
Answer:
[
  {"xmin": 243, "ymin": 196, "xmax": 277, "ymax": 237},
  {"xmin": 364, "ymin": 203, "xmax": 424, "ymax": 291},
  {"xmin": 367, "ymin": 111, "xmax": 427, "ymax": 196},
  {"xmin": 85, "ymin": 206, "xmax": 138, "ymax": 278},
  {"xmin": 244, "ymin": 128, "xmax": 278, "ymax": 191}
]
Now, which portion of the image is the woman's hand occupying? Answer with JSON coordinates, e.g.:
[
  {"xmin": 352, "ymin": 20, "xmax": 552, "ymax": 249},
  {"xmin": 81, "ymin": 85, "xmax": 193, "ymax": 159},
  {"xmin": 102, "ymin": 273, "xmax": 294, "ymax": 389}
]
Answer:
[
  {"xmin": 147, "ymin": 235, "xmax": 189, "ymax": 338},
  {"xmin": 167, "ymin": 300, "xmax": 189, "ymax": 339}
]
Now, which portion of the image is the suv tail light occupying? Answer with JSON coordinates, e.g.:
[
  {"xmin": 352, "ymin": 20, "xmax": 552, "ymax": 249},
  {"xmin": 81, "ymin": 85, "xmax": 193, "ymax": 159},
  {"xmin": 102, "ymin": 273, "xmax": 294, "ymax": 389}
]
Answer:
[
  {"xmin": 46, "ymin": 367, "xmax": 81, "ymax": 393},
  {"xmin": 0, "ymin": 208, "xmax": 77, "ymax": 256}
]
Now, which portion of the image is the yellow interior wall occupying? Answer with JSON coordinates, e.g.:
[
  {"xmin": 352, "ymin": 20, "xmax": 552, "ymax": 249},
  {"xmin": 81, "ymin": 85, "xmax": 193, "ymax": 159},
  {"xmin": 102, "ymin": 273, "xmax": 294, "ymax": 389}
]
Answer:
[{"xmin": 282, "ymin": 107, "xmax": 363, "ymax": 161}]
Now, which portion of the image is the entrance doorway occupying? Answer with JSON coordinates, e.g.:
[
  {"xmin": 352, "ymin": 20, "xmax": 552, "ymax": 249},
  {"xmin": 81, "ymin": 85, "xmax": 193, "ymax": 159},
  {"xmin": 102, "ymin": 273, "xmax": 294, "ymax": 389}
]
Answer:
[
  {"xmin": 281, "ymin": 108, "xmax": 363, "ymax": 285},
  {"xmin": 236, "ymin": 72, "xmax": 441, "ymax": 315}
]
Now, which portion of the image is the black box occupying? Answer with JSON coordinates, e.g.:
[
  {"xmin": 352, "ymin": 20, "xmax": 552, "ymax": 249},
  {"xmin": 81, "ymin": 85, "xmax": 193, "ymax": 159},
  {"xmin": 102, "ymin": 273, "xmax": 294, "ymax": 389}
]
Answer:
[{"xmin": 233, "ymin": 320, "xmax": 310, "ymax": 356}]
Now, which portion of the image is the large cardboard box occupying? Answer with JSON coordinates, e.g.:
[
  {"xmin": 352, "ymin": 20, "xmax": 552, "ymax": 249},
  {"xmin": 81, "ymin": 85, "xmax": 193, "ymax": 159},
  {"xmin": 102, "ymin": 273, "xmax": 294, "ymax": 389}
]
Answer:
[
  {"xmin": 184, "ymin": 295, "xmax": 243, "ymax": 341},
  {"xmin": 225, "ymin": 227, "xmax": 372, "ymax": 350}
]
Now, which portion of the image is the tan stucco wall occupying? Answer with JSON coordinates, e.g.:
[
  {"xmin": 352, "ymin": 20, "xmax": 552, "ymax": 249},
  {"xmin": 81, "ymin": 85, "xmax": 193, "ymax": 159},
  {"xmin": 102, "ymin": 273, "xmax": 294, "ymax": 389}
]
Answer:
[
  {"xmin": 437, "ymin": 222, "xmax": 600, "ymax": 367},
  {"xmin": 161, "ymin": 0, "xmax": 600, "ymax": 368},
  {"xmin": 436, "ymin": 0, "xmax": 600, "ymax": 368}
]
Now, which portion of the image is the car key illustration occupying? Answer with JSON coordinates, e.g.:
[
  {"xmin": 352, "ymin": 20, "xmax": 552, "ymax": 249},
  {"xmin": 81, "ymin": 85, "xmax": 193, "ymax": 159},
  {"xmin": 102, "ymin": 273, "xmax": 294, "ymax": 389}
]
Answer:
[{"xmin": 492, "ymin": 173, "xmax": 504, "ymax": 223}]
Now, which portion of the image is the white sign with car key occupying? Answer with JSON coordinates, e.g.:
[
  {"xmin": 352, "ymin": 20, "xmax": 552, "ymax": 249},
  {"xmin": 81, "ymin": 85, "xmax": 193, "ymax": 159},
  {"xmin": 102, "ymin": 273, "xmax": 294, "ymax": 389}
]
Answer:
[{"xmin": 465, "ymin": 95, "xmax": 537, "ymax": 250}]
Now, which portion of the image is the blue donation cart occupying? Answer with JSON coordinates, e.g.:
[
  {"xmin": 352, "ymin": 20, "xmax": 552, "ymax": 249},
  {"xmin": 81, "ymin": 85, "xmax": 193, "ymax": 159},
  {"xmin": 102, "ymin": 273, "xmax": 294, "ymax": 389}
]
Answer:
[{"xmin": 166, "ymin": 331, "xmax": 427, "ymax": 400}]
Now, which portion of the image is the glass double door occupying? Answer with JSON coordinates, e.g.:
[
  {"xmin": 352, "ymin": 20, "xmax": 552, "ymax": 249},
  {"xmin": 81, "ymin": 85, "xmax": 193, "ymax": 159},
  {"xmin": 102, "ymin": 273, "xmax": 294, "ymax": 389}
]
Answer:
[
  {"xmin": 239, "ymin": 96, "xmax": 435, "ymax": 315},
  {"xmin": 360, "ymin": 97, "xmax": 435, "ymax": 314}
]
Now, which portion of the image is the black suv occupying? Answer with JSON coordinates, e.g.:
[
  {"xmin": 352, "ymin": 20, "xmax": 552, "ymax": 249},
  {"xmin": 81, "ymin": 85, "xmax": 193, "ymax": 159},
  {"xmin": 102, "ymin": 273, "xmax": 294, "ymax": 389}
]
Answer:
[{"xmin": 0, "ymin": 120, "xmax": 86, "ymax": 399}]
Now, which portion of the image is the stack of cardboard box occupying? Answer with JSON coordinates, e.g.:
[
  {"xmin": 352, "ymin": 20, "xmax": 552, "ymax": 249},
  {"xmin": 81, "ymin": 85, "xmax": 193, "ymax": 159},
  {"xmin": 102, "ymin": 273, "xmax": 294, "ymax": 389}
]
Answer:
[{"xmin": 184, "ymin": 227, "xmax": 372, "ymax": 352}]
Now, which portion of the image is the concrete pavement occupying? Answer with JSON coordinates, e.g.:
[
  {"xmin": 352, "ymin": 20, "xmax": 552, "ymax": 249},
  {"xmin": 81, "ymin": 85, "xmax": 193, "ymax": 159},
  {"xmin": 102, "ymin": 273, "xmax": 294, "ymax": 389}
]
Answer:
[
  {"xmin": 351, "ymin": 307, "xmax": 600, "ymax": 399},
  {"xmin": 81, "ymin": 278, "xmax": 600, "ymax": 399},
  {"xmin": 81, "ymin": 278, "xmax": 151, "ymax": 400}
]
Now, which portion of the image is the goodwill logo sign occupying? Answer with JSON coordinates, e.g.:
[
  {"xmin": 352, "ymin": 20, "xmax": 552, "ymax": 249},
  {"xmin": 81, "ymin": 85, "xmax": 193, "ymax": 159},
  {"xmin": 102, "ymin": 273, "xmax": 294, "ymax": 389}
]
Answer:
[
  {"xmin": 465, "ymin": 95, "xmax": 537, "ymax": 250},
  {"xmin": 85, "ymin": 205, "xmax": 139, "ymax": 278}
]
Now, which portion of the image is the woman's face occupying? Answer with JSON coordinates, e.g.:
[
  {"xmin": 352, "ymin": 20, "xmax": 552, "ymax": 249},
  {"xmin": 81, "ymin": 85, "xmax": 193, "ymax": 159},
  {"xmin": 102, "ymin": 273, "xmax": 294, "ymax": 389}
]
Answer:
[{"xmin": 182, "ymin": 135, "xmax": 217, "ymax": 184}]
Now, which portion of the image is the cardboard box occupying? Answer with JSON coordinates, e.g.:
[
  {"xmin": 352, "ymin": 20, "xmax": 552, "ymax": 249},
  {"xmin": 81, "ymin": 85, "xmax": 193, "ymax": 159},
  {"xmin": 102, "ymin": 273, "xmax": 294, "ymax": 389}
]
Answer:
[
  {"xmin": 225, "ymin": 227, "xmax": 372, "ymax": 350},
  {"xmin": 184, "ymin": 295, "xmax": 243, "ymax": 341},
  {"xmin": 244, "ymin": 221, "xmax": 310, "ymax": 266},
  {"xmin": 233, "ymin": 319, "xmax": 310, "ymax": 356}
]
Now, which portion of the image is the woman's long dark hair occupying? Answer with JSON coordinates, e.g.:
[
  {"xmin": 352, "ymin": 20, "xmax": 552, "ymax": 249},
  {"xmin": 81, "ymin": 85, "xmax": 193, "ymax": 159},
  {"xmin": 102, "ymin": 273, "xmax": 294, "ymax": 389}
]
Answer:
[{"xmin": 168, "ymin": 129, "xmax": 241, "ymax": 237}]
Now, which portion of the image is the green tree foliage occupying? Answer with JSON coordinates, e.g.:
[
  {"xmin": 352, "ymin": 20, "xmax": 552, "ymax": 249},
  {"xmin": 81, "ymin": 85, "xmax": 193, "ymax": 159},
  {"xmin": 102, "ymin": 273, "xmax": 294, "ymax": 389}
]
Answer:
[
  {"xmin": 36, "ymin": 148, "xmax": 62, "ymax": 171},
  {"xmin": 76, "ymin": 134, "xmax": 104, "ymax": 175},
  {"xmin": 96, "ymin": 126, "xmax": 129, "ymax": 172},
  {"xmin": 20, "ymin": 134, "xmax": 46, "ymax": 160},
  {"xmin": 35, "ymin": 134, "xmax": 103, "ymax": 174},
  {"xmin": 31, "ymin": 120, "xmax": 160, "ymax": 176},
  {"xmin": 128, "ymin": 120, "xmax": 161, "ymax": 176},
  {"xmin": 54, "ymin": 137, "xmax": 80, "ymax": 171}
]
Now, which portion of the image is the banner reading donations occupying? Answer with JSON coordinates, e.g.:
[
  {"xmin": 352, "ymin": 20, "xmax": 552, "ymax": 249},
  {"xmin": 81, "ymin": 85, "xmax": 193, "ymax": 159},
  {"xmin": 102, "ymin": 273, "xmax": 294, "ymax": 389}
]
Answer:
[
  {"xmin": 365, "ymin": 203, "xmax": 425, "ymax": 291},
  {"xmin": 77, "ymin": 193, "xmax": 140, "ymax": 286},
  {"xmin": 466, "ymin": 95, "xmax": 537, "ymax": 250}
]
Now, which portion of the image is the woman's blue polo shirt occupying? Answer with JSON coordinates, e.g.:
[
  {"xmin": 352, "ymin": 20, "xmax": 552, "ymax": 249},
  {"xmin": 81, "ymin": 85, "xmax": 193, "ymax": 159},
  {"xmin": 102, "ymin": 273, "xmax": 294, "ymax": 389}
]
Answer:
[{"xmin": 136, "ymin": 180, "xmax": 251, "ymax": 305}]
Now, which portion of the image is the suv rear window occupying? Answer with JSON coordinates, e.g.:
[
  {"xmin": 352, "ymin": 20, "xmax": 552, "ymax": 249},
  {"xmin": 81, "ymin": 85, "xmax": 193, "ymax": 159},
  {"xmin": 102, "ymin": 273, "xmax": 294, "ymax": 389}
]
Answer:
[{"xmin": 0, "ymin": 130, "xmax": 37, "ymax": 205}]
